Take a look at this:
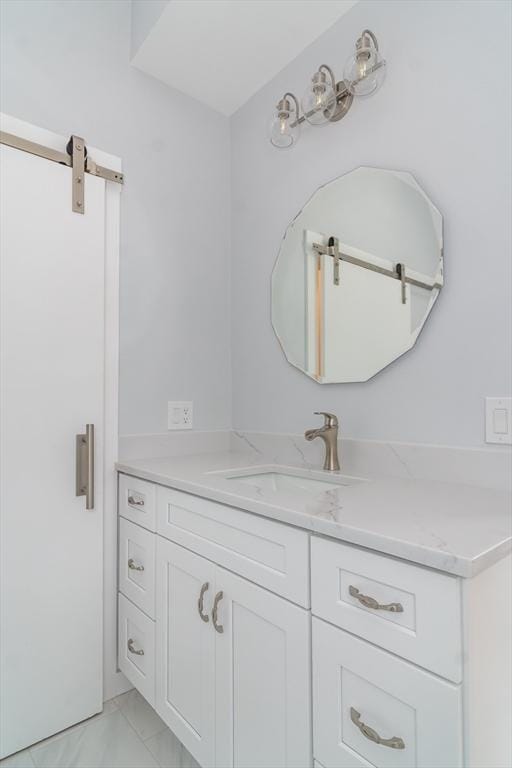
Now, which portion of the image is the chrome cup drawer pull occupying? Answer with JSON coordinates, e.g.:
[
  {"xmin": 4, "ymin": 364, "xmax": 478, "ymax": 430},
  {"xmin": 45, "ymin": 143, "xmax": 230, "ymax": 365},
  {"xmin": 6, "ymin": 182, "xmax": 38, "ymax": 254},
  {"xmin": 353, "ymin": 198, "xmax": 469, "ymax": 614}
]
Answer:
[
  {"xmin": 350, "ymin": 707, "xmax": 405, "ymax": 750},
  {"xmin": 349, "ymin": 585, "xmax": 403, "ymax": 613},
  {"xmin": 198, "ymin": 582, "xmax": 210, "ymax": 623},
  {"xmin": 128, "ymin": 558, "xmax": 144, "ymax": 572},
  {"xmin": 127, "ymin": 495, "xmax": 144, "ymax": 507},
  {"xmin": 127, "ymin": 638, "xmax": 144, "ymax": 656},
  {"xmin": 212, "ymin": 590, "xmax": 224, "ymax": 634}
]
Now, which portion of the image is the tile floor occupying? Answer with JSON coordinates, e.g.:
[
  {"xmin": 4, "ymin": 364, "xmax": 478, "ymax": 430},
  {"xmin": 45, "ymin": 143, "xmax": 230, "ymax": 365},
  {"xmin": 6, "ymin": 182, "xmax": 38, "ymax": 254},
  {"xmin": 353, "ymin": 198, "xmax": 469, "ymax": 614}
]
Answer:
[{"xmin": 0, "ymin": 690, "xmax": 200, "ymax": 768}]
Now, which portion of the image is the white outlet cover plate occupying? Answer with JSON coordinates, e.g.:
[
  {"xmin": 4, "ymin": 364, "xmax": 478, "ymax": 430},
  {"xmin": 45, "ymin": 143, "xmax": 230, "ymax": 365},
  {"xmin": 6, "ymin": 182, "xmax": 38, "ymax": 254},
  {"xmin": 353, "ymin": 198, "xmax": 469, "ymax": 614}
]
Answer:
[
  {"xmin": 168, "ymin": 401, "xmax": 193, "ymax": 430},
  {"xmin": 485, "ymin": 397, "xmax": 511, "ymax": 445}
]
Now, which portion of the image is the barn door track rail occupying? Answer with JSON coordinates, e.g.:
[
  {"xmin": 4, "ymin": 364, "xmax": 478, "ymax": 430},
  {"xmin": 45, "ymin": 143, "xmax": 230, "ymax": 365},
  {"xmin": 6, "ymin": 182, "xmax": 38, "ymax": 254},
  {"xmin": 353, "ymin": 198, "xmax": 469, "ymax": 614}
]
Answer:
[{"xmin": 0, "ymin": 130, "xmax": 124, "ymax": 214}]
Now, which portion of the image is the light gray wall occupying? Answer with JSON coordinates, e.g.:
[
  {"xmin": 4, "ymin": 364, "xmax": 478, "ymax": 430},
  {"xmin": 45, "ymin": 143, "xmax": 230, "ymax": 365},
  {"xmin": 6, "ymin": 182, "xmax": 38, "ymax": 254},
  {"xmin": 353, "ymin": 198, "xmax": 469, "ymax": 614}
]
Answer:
[
  {"xmin": 0, "ymin": 0, "xmax": 231, "ymax": 436},
  {"xmin": 2, "ymin": 0, "xmax": 510, "ymax": 450},
  {"xmin": 230, "ymin": 0, "xmax": 512, "ymax": 447}
]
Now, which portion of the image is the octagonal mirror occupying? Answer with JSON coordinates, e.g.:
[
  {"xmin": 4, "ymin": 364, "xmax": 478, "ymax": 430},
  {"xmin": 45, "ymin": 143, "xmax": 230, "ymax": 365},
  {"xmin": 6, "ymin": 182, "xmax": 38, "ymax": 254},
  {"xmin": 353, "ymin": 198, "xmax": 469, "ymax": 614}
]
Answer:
[{"xmin": 271, "ymin": 167, "xmax": 443, "ymax": 383}]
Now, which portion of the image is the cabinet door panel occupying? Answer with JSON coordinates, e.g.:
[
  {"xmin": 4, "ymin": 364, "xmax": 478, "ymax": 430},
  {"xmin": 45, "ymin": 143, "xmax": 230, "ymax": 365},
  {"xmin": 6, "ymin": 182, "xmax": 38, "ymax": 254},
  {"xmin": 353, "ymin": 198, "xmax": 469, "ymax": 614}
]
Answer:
[
  {"xmin": 312, "ymin": 618, "xmax": 462, "ymax": 768},
  {"xmin": 118, "ymin": 593, "xmax": 155, "ymax": 706},
  {"xmin": 156, "ymin": 538, "xmax": 216, "ymax": 768},
  {"xmin": 215, "ymin": 567, "xmax": 312, "ymax": 768},
  {"xmin": 311, "ymin": 537, "xmax": 462, "ymax": 682},
  {"xmin": 119, "ymin": 517, "xmax": 156, "ymax": 618}
]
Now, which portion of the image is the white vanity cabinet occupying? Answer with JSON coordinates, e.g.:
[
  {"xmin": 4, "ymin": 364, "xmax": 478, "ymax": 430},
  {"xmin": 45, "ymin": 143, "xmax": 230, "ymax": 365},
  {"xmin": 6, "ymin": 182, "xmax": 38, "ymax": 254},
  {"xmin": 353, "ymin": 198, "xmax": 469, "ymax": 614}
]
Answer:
[{"xmin": 117, "ymin": 472, "xmax": 512, "ymax": 768}]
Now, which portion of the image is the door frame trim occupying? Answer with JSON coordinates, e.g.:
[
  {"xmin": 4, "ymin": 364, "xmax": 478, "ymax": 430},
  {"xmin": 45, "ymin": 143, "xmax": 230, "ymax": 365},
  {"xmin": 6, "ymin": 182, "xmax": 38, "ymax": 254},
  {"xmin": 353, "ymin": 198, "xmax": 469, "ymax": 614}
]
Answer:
[{"xmin": 0, "ymin": 112, "xmax": 125, "ymax": 702}]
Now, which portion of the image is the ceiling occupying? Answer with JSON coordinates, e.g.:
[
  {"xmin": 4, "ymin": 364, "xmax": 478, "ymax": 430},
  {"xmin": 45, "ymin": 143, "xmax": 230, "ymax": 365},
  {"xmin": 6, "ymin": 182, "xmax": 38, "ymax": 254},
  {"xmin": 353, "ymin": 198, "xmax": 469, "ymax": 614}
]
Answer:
[{"xmin": 131, "ymin": 0, "xmax": 358, "ymax": 116}]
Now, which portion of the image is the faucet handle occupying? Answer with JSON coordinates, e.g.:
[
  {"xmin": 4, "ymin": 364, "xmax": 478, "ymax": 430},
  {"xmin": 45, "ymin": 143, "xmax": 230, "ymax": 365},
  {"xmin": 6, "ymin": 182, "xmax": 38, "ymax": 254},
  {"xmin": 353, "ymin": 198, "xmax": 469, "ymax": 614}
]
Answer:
[{"xmin": 314, "ymin": 411, "xmax": 338, "ymax": 427}]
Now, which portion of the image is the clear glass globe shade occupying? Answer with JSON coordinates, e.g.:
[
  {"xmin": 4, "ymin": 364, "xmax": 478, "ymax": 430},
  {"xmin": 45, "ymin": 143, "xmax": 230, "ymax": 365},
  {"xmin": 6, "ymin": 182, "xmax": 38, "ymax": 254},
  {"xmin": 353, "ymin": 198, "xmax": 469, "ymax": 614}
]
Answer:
[
  {"xmin": 269, "ymin": 113, "xmax": 299, "ymax": 149},
  {"xmin": 301, "ymin": 82, "xmax": 336, "ymax": 125},
  {"xmin": 343, "ymin": 50, "xmax": 386, "ymax": 97}
]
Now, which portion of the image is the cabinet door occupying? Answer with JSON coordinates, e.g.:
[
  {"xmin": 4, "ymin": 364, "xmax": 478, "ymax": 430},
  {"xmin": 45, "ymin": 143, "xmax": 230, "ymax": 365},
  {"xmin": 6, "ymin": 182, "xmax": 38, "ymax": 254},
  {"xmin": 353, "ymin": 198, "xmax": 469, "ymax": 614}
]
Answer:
[
  {"xmin": 155, "ymin": 538, "xmax": 216, "ymax": 768},
  {"xmin": 312, "ymin": 618, "xmax": 462, "ymax": 768},
  {"xmin": 215, "ymin": 566, "xmax": 312, "ymax": 768}
]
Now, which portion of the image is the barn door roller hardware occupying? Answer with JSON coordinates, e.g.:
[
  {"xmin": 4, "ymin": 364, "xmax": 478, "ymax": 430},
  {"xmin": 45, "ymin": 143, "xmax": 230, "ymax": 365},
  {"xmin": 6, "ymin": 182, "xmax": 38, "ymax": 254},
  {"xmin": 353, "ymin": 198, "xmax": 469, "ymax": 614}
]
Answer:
[{"xmin": 0, "ymin": 130, "xmax": 124, "ymax": 214}]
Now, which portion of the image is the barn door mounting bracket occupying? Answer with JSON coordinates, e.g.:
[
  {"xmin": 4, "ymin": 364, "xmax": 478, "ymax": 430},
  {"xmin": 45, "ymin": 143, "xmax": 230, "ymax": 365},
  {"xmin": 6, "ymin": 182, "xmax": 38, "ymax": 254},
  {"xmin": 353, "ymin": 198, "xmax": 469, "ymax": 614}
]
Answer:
[{"xmin": 68, "ymin": 135, "xmax": 86, "ymax": 214}]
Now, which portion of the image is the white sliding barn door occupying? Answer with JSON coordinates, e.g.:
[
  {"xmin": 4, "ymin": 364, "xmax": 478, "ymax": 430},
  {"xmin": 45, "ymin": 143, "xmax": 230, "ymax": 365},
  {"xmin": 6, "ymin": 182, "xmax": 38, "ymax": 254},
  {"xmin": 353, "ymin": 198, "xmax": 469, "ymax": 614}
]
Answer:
[{"xmin": 0, "ymin": 140, "xmax": 106, "ymax": 757}]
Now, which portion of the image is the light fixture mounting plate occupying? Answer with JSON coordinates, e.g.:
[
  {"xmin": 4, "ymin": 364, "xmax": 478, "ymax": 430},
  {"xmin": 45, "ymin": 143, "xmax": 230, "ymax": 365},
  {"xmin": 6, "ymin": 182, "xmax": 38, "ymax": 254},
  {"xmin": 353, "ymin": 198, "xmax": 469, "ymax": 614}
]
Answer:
[{"xmin": 329, "ymin": 82, "xmax": 354, "ymax": 122}]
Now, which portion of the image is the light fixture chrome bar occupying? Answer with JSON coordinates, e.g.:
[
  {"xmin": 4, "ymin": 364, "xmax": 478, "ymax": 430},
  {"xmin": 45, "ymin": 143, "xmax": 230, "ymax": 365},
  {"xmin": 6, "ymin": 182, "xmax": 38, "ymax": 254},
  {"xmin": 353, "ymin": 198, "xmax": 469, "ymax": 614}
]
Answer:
[
  {"xmin": 312, "ymin": 241, "xmax": 442, "ymax": 293},
  {"xmin": 0, "ymin": 130, "xmax": 124, "ymax": 185}
]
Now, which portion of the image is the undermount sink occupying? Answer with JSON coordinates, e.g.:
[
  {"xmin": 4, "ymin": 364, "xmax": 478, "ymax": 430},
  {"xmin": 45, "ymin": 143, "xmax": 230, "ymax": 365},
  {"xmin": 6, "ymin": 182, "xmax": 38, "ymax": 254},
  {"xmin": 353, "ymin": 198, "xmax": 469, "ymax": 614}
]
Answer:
[{"xmin": 221, "ymin": 467, "xmax": 365, "ymax": 496}]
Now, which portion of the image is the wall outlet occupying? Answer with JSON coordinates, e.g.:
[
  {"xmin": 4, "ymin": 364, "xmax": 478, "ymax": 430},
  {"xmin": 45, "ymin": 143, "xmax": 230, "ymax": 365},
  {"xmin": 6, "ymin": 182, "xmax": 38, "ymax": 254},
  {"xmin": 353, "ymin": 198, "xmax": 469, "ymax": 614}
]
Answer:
[
  {"xmin": 168, "ymin": 401, "xmax": 193, "ymax": 430},
  {"xmin": 485, "ymin": 397, "xmax": 511, "ymax": 445}
]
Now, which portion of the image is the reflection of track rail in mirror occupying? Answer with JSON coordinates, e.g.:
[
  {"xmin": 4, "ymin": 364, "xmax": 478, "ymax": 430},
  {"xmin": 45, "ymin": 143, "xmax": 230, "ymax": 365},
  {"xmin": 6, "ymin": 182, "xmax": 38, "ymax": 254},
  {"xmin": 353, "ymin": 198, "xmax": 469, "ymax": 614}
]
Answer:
[{"xmin": 312, "ymin": 239, "xmax": 443, "ymax": 297}]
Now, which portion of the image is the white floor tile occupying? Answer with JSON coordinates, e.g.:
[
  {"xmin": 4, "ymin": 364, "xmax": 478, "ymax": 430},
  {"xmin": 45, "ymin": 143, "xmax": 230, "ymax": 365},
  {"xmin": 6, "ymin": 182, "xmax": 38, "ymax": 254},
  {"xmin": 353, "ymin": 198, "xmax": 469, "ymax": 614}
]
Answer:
[
  {"xmin": 144, "ymin": 728, "xmax": 182, "ymax": 768},
  {"xmin": 114, "ymin": 689, "xmax": 166, "ymax": 741},
  {"xmin": 30, "ymin": 710, "xmax": 158, "ymax": 768},
  {"xmin": 22, "ymin": 699, "xmax": 119, "ymax": 754},
  {"xmin": 0, "ymin": 750, "xmax": 35, "ymax": 768}
]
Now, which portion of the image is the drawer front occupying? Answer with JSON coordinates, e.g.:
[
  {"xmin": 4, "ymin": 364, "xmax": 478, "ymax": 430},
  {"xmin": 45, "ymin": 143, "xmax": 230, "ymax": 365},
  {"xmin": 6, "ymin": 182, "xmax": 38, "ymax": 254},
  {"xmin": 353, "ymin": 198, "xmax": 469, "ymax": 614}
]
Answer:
[
  {"xmin": 157, "ymin": 486, "xmax": 310, "ymax": 607},
  {"xmin": 119, "ymin": 517, "xmax": 156, "ymax": 619},
  {"xmin": 313, "ymin": 618, "xmax": 463, "ymax": 768},
  {"xmin": 118, "ymin": 593, "xmax": 155, "ymax": 706},
  {"xmin": 311, "ymin": 537, "xmax": 462, "ymax": 682},
  {"xmin": 118, "ymin": 473, "xmax": 156, "ymax": 531}
]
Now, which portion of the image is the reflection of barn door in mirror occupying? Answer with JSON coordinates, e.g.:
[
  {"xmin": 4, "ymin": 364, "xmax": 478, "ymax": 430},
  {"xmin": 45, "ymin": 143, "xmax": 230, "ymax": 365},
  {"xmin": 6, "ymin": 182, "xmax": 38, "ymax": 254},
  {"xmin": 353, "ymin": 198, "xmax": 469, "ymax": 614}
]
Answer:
[
  {"xmin": 272, "ymin": 167, "xmax": 443, "ymax": 383},
  {"xmin": 321, "ymin": 256, "xmax": 411, "ymax": 382}
]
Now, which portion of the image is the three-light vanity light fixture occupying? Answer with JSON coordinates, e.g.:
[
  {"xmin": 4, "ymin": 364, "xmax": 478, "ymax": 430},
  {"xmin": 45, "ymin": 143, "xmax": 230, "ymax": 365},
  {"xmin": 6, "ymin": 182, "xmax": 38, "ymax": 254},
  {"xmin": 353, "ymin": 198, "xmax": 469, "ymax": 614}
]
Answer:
[{"xmin": 269, "ymin": 29, "xmax": 386, "ymax": 149}]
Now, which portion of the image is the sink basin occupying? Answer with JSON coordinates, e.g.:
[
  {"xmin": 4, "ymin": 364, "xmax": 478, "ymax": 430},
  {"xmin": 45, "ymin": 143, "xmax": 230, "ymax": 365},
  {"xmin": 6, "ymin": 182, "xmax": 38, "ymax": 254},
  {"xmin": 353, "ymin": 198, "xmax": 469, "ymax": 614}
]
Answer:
[{"xmin": 221, "ymin": 467, "xmax": 365, "ymax": 496}]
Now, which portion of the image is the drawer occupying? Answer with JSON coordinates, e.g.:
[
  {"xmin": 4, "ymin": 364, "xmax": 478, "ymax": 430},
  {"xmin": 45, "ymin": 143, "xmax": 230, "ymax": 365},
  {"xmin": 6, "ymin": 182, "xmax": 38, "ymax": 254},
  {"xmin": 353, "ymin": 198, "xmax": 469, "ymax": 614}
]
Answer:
[
  {"xmin": 118, "ymin": 593, "xmax": 155, "ymax": 706},
  {"xmin": 119, "ymin": 517, "xmax": 156, "ymax": 619},
  {"xmin": 157, "ymin": 486, "xmax": 310, "ymax": 607},
  {"xmin": 312, "ymin": 618, "xmax": 463, "ymax": 768},
  {"xmin": 118, "ymin": 473, "xmax": 156, "ymax": 531},
  {"xmin": 311, "ymin": 537, "xmax": 462, "ymax": 682}
]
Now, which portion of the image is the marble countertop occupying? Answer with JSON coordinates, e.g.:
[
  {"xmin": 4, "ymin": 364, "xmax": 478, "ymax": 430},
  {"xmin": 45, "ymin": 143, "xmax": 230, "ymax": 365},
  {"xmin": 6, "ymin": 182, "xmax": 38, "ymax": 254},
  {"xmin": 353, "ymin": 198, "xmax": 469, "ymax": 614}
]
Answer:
[{"xmin": 116, "ymin": 451, "xmax": 512, "ymax": 578}]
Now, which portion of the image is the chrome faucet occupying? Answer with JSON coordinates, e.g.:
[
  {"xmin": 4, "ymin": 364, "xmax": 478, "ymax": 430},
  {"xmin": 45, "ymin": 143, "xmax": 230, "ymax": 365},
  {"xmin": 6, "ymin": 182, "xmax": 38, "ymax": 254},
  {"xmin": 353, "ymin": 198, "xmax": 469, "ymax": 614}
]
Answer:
[{"xmin": 305, "ymin": 412, "xmax": 340, "ymax": 471}]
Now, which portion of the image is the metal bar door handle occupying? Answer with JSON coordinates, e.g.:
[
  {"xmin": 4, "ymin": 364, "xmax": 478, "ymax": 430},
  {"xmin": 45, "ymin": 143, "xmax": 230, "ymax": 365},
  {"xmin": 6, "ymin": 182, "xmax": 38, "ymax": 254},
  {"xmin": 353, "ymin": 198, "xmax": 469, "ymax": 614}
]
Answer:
[{"xmin": 75, "ymin": 423, "xmax": 95, "ymax": 510}]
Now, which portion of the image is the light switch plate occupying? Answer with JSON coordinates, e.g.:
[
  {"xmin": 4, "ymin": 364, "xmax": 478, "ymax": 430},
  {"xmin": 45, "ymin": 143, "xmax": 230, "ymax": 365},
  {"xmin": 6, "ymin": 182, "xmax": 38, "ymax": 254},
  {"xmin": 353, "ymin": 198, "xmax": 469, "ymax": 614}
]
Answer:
[
  {"xmin": 485, "ymin": 397, "xmax": 512, "ymax": 444},
  {"xmin": 167, "ymin": 401, "xmax": 193, "ymax": 430}
]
